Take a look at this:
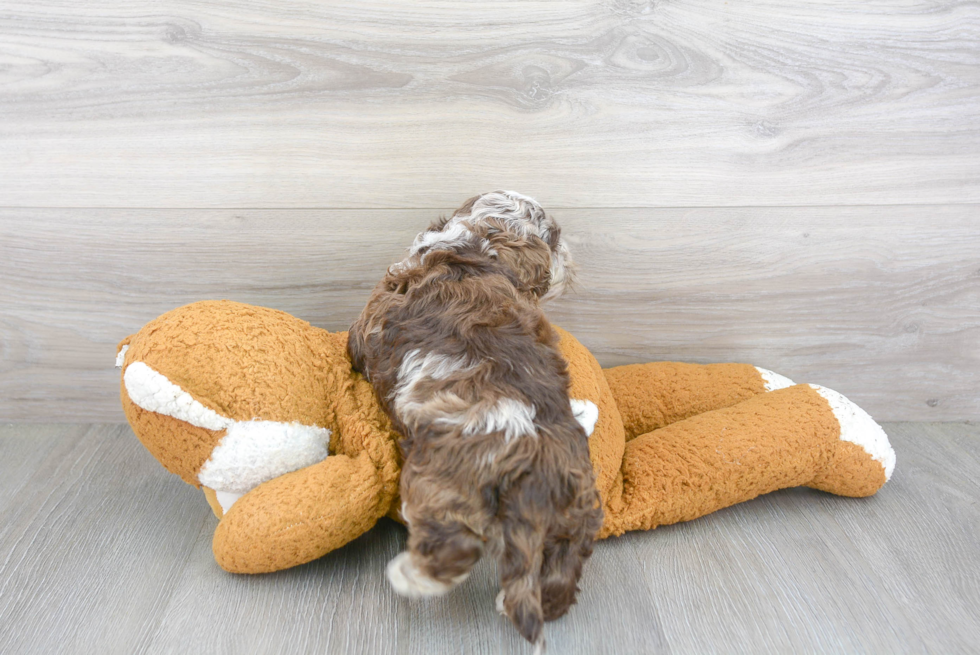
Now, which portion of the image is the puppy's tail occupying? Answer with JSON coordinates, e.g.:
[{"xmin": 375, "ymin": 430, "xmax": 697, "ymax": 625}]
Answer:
[{"xmin": 499, "ymin": 477, "xmax": 548, "ymax": 652}]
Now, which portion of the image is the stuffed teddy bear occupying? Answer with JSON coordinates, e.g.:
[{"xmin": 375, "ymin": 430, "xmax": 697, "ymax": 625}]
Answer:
[{"xmin": 117, "ymin": 300, "xmax": 895, "ymax": 574}]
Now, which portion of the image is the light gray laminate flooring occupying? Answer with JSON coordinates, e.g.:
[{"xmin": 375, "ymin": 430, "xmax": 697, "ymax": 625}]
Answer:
[{"xmin": 1, "ymin": 422, "xmax": 977, "ymax": 654}]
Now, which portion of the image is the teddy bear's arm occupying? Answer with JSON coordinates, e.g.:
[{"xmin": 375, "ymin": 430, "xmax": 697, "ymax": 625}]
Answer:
[
  {"xmin": 599, "ymin": 384, "xmax": 895, "ymax": 538},
  {"xmin": 212, "ymin": 451, "xmax": 387, "ymax": 574},
  {"xmin": 602, "ymin": 362, "xmax": 793, "ymax": 440}
]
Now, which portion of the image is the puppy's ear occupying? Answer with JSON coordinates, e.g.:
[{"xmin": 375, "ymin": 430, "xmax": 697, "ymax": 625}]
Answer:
[
  {"xmin": 528, "ymin": 213, "xmax": 576, "ymax": 302},
  {"xmin": 487, "ymin": 230, "xmax": 554, "ymax": 299},
  {"xmin": 541, "ymin": 235, "xmax": 575, "ymax": 302}
]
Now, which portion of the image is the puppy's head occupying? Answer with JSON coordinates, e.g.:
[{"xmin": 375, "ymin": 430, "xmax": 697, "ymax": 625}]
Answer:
[{"xmin": 419, "ymin": 190, "xmax": 573, "ymax": 301}]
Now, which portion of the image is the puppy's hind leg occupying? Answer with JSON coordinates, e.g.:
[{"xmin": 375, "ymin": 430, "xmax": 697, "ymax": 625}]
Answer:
[
  {"xmin": 540, "ymin": 468, "xmax": 603, "ymax": 622},
  {"xmin": 539, "ymin": 537, "xmax": 591, "ymax": 622},
  {"xmin": 498, "ymin": 494, "xmax": 548, "ymax": 651},
  {"xmin": 387, "ymin": 516, "xmax": 484, "ymax": 599}
]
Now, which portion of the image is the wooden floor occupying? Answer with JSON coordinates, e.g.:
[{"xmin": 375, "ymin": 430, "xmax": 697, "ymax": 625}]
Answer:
[{"xmin": 1, "ymin": 422, "xmax": 978, "ymax": 654}]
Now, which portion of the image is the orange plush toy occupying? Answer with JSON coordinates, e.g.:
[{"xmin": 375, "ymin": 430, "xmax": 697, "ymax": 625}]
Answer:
[{"xmin": 117, "ymin": 300, "xmax": 895, "ymax": 574}]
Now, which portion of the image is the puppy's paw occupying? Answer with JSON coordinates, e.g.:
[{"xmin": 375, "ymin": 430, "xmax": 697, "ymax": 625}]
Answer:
[
  {"xmin": 495, "ymin": 589, "xmax": 507, "ymax": 615},
  {"xmin": 386, "ymin": 552, "xmax": 455, "ymax": 598},
  {"xmin": 570, "ymin": 399, "xmax": 599, "ymax": 436}
]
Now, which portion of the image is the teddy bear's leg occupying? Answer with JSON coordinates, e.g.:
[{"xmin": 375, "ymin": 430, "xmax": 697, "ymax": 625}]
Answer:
[
  {"xmin": 603, "ymin": 362, "xmax": 795, "ymax": 440},
  {"xmin": 212, "ymin": 451, "xmax": 387, "ymax": 574},
  {"xmin": 804, "ymin": 385, "xmax": 896, "ymax": 496},
  {"xmin": 599, "ymin": 384, "xmax": 895, "ymax": 538}
]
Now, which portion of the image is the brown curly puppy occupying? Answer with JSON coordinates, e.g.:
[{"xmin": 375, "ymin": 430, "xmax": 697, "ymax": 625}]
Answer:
[{"xmin": 348, "ymin": 191, "xmax": 602, "ymax": 653}]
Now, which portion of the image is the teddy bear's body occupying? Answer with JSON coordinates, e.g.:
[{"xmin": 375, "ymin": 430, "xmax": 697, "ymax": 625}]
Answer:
[{"xmin": 118, "ymin": 301, "xmax": 894, "ymax": 574}]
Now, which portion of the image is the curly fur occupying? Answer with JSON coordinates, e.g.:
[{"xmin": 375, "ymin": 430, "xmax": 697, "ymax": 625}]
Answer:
[{"xmin": 348, "ymin": 191, "xmax": 602, "ymax": 650}]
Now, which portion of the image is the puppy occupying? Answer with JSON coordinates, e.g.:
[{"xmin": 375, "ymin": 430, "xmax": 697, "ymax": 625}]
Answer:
[{"xmin": 348, "ymin": 191, "xmax": 603, "ymax": 652}]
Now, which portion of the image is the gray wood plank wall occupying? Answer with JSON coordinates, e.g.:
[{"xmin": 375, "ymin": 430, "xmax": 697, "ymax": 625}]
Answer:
[
  {"xmin": 2, "ymin": 0, "xmax": 978, "ymax": 207},
  {"xmin": 1, "ymin": 1, "xmax": 978, "ymax": 422}
]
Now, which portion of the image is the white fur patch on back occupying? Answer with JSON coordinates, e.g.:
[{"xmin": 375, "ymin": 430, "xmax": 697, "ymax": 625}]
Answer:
[
  {"xmin": 124, "ymin": 362, "xmax": 233, "ymax": 431},
  {"xmin": 809, "ymin": 384, "xmax": 896, "ymax": 481},
  {"xmin": 756, "ymin": 367, "xmax": 795, "ymax": 391},
  {"xmin": 463, "ymin": 397, "xmax": 537, "ymax": 442},
  {"xmin": 398, "ymin": 349, "xmax": 473, "ymax": 383},
  {"xmin": 198, "ymin": 420, "xmax": 331, "ymax": 494},
  {"xmin": 570, "ymin": 398, "xmax": 599, "ymax": 436},
  {"xmin": 394, "ymin": 350, "xmax": 473, "ymax": 425},
  {"xmin": 394, "ymin": 350, "xmax": 539, "ymax": 441}
]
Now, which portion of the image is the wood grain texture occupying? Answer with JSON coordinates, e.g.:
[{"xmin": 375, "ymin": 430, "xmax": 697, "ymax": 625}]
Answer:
[
  {"xmin": 0, "ymin": 424, "xmax": 209, "ymax": 654},
  {"xmin": 2, "ymin": 206, "xmax": 977, "ymax": 422},
  {"xmin": 626, "ymin": 421, "xmax": 980, "ymax": 653},
  {"xmin": 0, "ymin": 422, "xmax": 978, "ymax": 654},
  {"xmin": 142, "ymin": 523, "xmax": 404, "ymax": 655},
  {"xmin": 548, "ymin": 206, "xmax": 980, "ymax": 422},
  {"xmin": 0, "ymin": 0, "xmax": 978, "ymax": 207}
]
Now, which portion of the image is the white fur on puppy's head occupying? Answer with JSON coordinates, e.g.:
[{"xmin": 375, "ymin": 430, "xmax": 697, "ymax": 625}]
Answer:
[{"xmin": 449, "ymin": 190, "xmax": 574, "ymax": 301}]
